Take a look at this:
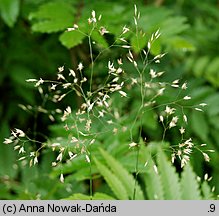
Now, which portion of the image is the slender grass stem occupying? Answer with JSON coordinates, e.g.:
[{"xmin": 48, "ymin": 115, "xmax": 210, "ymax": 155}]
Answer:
[{"xmin": 88, "ymin": 35, "xmax": 94, "ymax": 92}]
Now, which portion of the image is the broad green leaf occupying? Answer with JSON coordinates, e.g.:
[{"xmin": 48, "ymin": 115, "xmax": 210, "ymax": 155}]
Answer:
[
  {"xmin": 161, "ymin": 17, "xmax": 189, "ymax": 38},
  {"xmin": 91, "ymin": 30, "xmax": 108, "ymax": 49},
  {"xmin": 211, "ymin": 128, "xmax": 219, "ymax": 149},
  {"xmin": 150, "ymin": 38, "xmax": 161, "ymax": 56},
  {"xmin": 157, "ymin": 148, "xmax": 182, "ymax": 199},
  {"xmin": 190, "ymin": 85, "xmax": 214, "ymax": 104},
  {"xmin": 94, "ymin": 157, "xmax": 128, "ymax": 200},
  {"xmin": 88, "ymin": 2, "xmax": 129, "ymax": 36},
  {"xmin": 191, "ymin": 111, "xmax": 209, "ymax": 141},
  {"xmin": 166, "ymin": 36, "xmax": 195, "ymax": 52},
  {"xmin": 0, "ymin": 0, "xmax": 19, "ymax": 27},
  {"xmin": 99, "ymin": 148, "xmax": 144, "ymax": 200},
  {"xmin": 205, "ymin": 93, "xmax": 219, "ymax": 116},
  {"xmin": 205, "ymin": 57, "xmax": 219, "ymax": 87},
  {"xmin": 193, "ymin": 56, "xmax": 209, "ymax": 77},
  {"xmin": 130, "ymin": 33, "xmax": 147, "ymax": 53},
  {"xmin": 59, "ymin": 31, "xmax": 85, "ymax": 49},
  {"xmin": 207, "ymin": 57, "xmax": 219, "ymax": 75},
  {"xmin": 209, "ymin": 115, "xmax": 219, "ymax": 130},
  {"xmin": 139, "ymin": 7, "xmax": 171, "ymax": 32},
  {"xmin": 29, "ymin": 2, "xmax": 75, "ymax": 33},
  {"xmin": 181, "ymin": 163, "xmax": 201, "ymax": 200}
]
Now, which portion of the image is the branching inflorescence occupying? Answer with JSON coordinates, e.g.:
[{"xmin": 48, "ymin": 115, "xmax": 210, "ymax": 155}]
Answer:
[{"xmin": 4, "ymin": 5, "xmax": 214, "ymax": 189}]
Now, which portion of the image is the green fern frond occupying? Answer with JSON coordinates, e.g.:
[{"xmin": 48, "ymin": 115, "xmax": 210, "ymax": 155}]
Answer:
[
  {"xmin": 144, "ymin": 157, "xmax": 164, "ymax": 199},
  {"xmin": 63, "ymin": 193, "xmax": 90, "ymax": 200},
  {"xmin": 157, "ymin": 148, "xmax": 182, "ymax": 199},
  {"xmin": 99, "ymin": 148, "xmax": 144, "ymax": 200},
  {"xmin": 92, "ymin": 192, "xmax": 116, "ymax": 200},
  {"xmin": 94, "ymin": 157, "xmax": 129, "ymax": 200},
  {"xmin": 63, "ymin": 192, "xmax": 115, "ymax": 200},
  {"xmin": 139, "ymin": 144, "xmax": 164, "ymax": 199},
  {"xmin": 201, "ymin": 181, "xmax": 214, "ymax": 200},
  {"xmin": 181, "ymin": 163, "xmax": 201, "ymax": 199}
]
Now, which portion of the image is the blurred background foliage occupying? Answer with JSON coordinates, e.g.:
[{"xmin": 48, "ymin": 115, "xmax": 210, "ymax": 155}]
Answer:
[{"xmin": 0, "ymin": 0, "xmax": 219, "ymax": 199}]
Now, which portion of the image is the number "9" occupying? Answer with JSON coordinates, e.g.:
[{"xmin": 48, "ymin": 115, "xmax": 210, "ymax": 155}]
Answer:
[{"xmin": 209, "ymin": 204, "xmax": 215, "ymax": 212}]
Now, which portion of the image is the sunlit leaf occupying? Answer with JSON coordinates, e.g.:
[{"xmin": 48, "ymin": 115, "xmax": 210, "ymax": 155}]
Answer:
[{"xmin": 0, "ymin": 0, "xmax": 20, "ymax": 27}]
